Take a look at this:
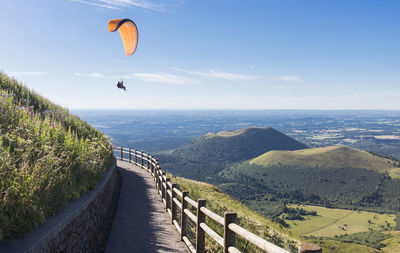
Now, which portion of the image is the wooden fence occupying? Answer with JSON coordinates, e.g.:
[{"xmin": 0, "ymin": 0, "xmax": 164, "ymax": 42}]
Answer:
[{"xmin": 113, "ymin": 146, "xmax": 321, "ymax": 253}]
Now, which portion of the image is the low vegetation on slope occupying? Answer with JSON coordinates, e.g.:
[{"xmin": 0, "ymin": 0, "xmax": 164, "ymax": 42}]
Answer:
[
  {"xmin": 0, "ymin": 73, "xmax": 114, "ymax": 241},
  {"xmin": 169, "ymin": 175, "xmax": 301, "ymax": 252},
  {"xmin": 169, "ymin": 175, "xmax": 379, "ymax": 253}
]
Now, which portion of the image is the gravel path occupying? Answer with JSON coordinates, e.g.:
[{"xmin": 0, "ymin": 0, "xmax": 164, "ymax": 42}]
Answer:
[{"xmin": 105, "ymin": 161, "xmax": 188, "ymax": 253}]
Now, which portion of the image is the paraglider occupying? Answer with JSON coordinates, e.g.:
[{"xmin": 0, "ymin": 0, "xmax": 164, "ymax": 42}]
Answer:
[
  {"xmin": 117, "ymin": 81, "xmax": 126, "ymax": 91},
  {"xmin": 108, "ymin": 18, "xmax": 138, "ymax": 56},
  {"xmin": 108, "ymin": 18, "xmax": 138, "ymax": 91}
]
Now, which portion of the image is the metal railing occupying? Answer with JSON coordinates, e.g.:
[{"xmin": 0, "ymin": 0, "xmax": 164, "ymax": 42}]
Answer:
[{"xmin": 113, "ymin": 146, "xmax": 320, "ymax": 253}]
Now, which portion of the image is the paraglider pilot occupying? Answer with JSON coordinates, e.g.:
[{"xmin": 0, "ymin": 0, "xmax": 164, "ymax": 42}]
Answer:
[{"xmin": 117, "ymin": 81, "xmax": 126, "ymax": 91}]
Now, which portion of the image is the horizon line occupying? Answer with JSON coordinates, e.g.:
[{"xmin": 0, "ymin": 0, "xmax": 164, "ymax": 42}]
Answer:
[{"xmin": 70, "ymin": 108, "xmax": 400, "ymax": 111}]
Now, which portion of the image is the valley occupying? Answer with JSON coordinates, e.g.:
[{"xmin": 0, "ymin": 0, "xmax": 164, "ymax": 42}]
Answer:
[{"xmin": 77, "ymin": 110, "xmax": 400, "ymax": 252}]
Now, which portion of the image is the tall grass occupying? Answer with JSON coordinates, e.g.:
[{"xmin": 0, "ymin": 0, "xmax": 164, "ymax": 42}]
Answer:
[{"xmin": 0, "ymin": 73, "xmax": 114, "ymax": 241}]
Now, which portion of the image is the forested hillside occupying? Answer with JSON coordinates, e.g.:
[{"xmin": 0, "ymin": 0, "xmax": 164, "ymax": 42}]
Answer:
[
  {"xmin": 172, "ymin": 127, "xmax": 308, "ymax": 163},
  {"xmin": 0, "ymin": 73, "xmax": 114, "ymax": 241}
]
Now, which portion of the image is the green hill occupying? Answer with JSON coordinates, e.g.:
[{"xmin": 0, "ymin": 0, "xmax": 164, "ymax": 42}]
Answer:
[
  {"xmin": 159, "ymin": 127, "xmax": 308, "ymax": 180},
  {"xmin": 251, "ymin": 146, "xmax": 400, "ymax": 175},
  {"xmin": 216, "ymin": 145, "xmax": 400, "ymax": 251},
  {"xmin": 172, "ymin": 127, "xmax": 308, "ymax": 163},
  {"xmin": 218, "ymin": 145, "xmax": 400, "ymax": 227},
  {"xmin": 0, "ymin": 72, "xmax": 113, "ymax": 241}
]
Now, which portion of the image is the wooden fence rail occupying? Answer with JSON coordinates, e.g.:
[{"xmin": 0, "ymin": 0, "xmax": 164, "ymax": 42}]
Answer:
[{"xmin": 113, "ymin": 146, "xmax": 321, "ymax": 253}]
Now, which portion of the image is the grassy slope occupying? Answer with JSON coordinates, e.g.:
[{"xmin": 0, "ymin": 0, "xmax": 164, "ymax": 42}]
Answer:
[
  {"xmin": 312, "ymin": 230, "xmax": 400, "ymax": 253},
  {"xmin": 389, "ymin": 167, "xmax": 400, "ymax": 179},
  {"xmin": 251, "ymin": 146, "xmax": 399, "ymax": 177},
  {"xmin": 0, "ymin": 73, "xmax": 114, "ymax": 241},
  {"xmin": 219, "ymin": 143, "xmax": 400, "ymax": 214},
  {"xmin": 313, "ymin": 240, "xmax": 379, "ymax": 253},
  {"xmin": 381, "ymin": 231, "xmax": 400, "ymax": 252},
  {"xmin": 285, "ymin": 204, "xmax": 396, "ymax": 237},
  {"xmin": 170, "ymin": 175, "xmax": 301, "ymax": 252},
  {"xmin": 169, "ymin": 175, "xmax": 377, "ymax": 253},
  {"xmin": 217, "ymin": 145, "xmax": 400, "ymax": 251}
]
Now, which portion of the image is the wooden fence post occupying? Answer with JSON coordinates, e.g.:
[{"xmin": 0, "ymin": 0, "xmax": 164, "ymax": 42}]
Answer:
[
  {"xmin": 181, "ymin": 191, "xmax": 189, "ymax": 241},
  {"xmin": 158, "ymin": 167, "xmax": 162, "ymax": 192},
  {"xmin": 135, "ymin": 150, "xmax": 138, "ymax": 164},
  {"xmin": 129, "ymin": 148, "xmax": 132, "ymax": 162},
  {"xmin": 147, "ymin": 154, "xmax": 151, "ymax": 172},
  {"xmin": 120, "ymin": 146, "xmax": 123, "ymax": 160},
  {"xmin": 155, "ymin": 165, "xmax": 160, "ymax": 188},
  {"xmin": 165, "ymin": 178, "xmax": 171, "ymax": 211},
  {"xmin": 149, "ymin": 156, "xmax": 152, "ymax": 174},
  {"xmin": 171, "ymin": 183, "xmax": 177, "ymax": 224},
  {"xmin": 155, "ymin": 160, "xmax": 159, "ymax": 181},
  {"xmin": 161, "ymin": 172, "xmax": 166, "ymax": 202},
  {"xmin": 159, "ymin": 166, "xmax": 162, "ymax": 187},
  {"xmin": 224, "ymin": 212, "xmax": 237, "ymax": 253},
  {"xmin": 196, "ymin": 199, "xmax": 206, "ymax": 253},
  {"xmin": 141, "ymin": 151, "xmax": 144, "ymax": 167}
]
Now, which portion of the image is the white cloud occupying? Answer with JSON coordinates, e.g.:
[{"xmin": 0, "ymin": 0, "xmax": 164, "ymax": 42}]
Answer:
[
  {"xmin": 132, "ymin": 72, "xmax": 200, "ymax": 85},
  {"xmin": 74, "ymin": 71, "xmax": 200, "ymax": 85},
  {"xmin": 11, "ymin": 71, "xmax": 49, "ymax": 76},
  {"xmin": 172, "ymin": 67, "xmax": 304, "ymax": 82},
  {"xmin": 74, "ymin": 72, "xmax": 114, "ymax": 79},
  {"xmin": 70, "ymin": 0, "xmax": 119, "ymax": 9},
  {"xmin": 75, "ymin": 69, "xmax": 304, "ymax": 87},
  {"xmin": 206, "ymin": 70, "xmax": 260, "ymax": 81},
  {"xmin": 171, "ymin": 68, "xmax": 261, "ymax": 81},
  {"xmin": 70, "ymin": 0, "xmax": 166, "ymax": 11},
  {"xmin": 268, "ymin": 75, "xmax": 304, "ymax": 82}
]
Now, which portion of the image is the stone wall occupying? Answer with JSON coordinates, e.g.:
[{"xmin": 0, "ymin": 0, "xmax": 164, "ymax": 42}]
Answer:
[{"xmin": 1, "ymin": 161, "xmax": 121, "ymax": 253}]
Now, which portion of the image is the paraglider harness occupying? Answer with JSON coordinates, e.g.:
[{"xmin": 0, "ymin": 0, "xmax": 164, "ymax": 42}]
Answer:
[{"xmin": 117, "ymin": 81, "xmax": 126, "ymax": 91}]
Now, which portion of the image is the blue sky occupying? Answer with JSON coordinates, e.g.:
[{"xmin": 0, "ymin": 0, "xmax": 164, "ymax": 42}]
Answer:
[{"xmin": 1, "ymin": 0, "xmax": 399, "ymax": 109}]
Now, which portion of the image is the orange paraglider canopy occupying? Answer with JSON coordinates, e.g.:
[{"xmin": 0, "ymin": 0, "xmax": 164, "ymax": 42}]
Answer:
[{"xmin": 108, "ymin": 19, "xmax": 138, "ymax": 55}]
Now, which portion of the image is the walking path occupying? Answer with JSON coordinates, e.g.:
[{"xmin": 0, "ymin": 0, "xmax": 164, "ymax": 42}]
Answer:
[{"xmin": 105, "ymin": 161, "xmax": 188, "ymax": 253}]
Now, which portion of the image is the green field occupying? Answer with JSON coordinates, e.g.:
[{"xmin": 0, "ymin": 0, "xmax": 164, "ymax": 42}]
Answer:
[
  {"xmin": 381, "ymin": 231, "xmax": 400, "ymax": 252},
  {"xmin": 311, "ymin": 239, "xmax": 379, "ymax": 253},
  {"xmin": 388, "ymin": 167, "xmax": 400, "ymax": 179},
  {"xmin": 285, "ymin": 204, "xmax": 396, "ymax": 237}
]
